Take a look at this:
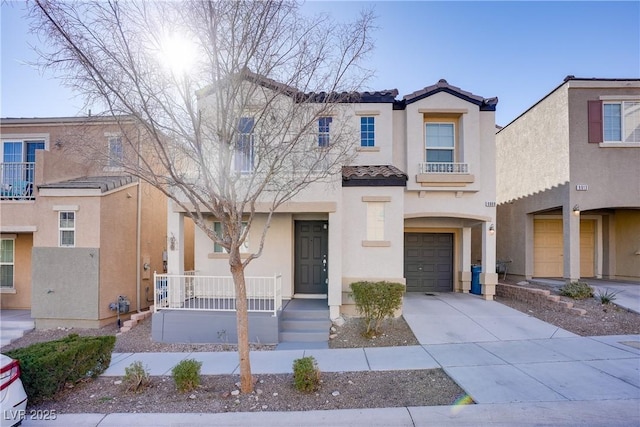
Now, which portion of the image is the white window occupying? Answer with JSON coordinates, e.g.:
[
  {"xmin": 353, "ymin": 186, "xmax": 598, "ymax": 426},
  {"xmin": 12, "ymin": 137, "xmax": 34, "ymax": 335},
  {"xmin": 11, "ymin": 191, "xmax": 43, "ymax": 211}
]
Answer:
[
  {"xmin": 0, "ymin": 238, "xmax": 15, "ymax": 288},
  {"xmin": 425, "ymin": 123, "xmax": 454, "ymax": 163},
  {"xmin": 604, "ymin": 101, "xmax": 640, "ymax": 142},
  {"xmin": 213, "ymin": 221, "xmax": 249, "ymax": 253},
  {"xmin": 59, "ymin": 211, "xmax": 76, "ymax": 247},
  {"xmin": 318, "ymin": 117, "xmax": 332, "ymax": 147},
  {"xmin": 108, "ymin": 136, "xmax": 124, "ymax": 167},
  {"xmin": 366, "ymin": 202, "xmax": 385, "ymax": 241},
  {"xmin": 235, "ymin": 118, "xmax": 254, "ymax": 173}
]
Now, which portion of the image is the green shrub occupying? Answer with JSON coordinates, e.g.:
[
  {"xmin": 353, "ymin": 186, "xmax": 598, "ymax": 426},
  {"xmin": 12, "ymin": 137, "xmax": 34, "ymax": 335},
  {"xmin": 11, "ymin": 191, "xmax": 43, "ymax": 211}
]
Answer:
[
  {"xmin": 349, "ymin": 281, "xmax": 405, "ymax": 337},
  {"xmin": 5, "ymin": 334, "xmax": 115, "ymax": 403},
  {"xmin": 596, "ymin": 288, "xmax": 619, "ymax": 305},
  {"xmin": 171, "ymin": 359, "xmax": 202, "ymax": 393},
  {"xmin": 559, "ymin": 281, "xmax": 594, "ymax": 300},
  {"xmin": 123, "ymin": 361, "xmax": 150, "ymax": 393},
  {"xmin": 292, "ymin": 356, "xmax": 320, "ymax": 393}
]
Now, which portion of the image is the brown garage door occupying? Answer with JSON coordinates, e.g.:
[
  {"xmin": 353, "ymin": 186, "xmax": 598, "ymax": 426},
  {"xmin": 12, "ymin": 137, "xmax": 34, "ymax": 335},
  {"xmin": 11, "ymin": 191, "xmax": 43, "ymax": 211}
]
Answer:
[{"xmin": 404, "ymin": 233, "xmax": 453, "ymax": 292}]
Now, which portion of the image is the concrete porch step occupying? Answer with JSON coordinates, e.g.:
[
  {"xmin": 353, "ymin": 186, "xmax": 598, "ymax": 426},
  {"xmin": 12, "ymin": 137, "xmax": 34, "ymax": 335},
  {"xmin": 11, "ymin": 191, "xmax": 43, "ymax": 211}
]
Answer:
[
  {"xmin": 278, "ymin": 299, "xmax": 330, "ymax": 349},
  {"xmin": 0, "ymin": 318, "xmax": 35, "ymax": 348},
  {"xmin": 275, "ymin": 341, "xmax": 329, "ymax": 350},
  {"xmin": 280, "ymin": 318, "xmax": 331, "ymax": 331},
  {"xmin": 279, "ymin": 330, "xmax": 329, "ymax": 343}
]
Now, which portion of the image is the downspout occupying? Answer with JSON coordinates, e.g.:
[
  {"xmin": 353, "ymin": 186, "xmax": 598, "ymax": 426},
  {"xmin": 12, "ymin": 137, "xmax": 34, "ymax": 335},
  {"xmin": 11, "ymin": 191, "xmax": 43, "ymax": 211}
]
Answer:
[{"xmin": 136, "ymin": 126, "xmax": 142, "ymax": 312}]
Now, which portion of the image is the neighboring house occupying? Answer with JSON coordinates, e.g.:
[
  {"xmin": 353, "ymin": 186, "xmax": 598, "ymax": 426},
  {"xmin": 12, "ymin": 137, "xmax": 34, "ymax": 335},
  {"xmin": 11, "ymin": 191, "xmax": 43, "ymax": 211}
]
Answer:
[
  {"xmin": 157, "ymin": 78, "xmax": 498, "ymax": 344},
  {"xmin": 496, "ymin": 76, "xmax": 640, "ymax": 282},
  {"xmin": 0, "ymin": 116, "xmax": 175, "ymax": 329}
]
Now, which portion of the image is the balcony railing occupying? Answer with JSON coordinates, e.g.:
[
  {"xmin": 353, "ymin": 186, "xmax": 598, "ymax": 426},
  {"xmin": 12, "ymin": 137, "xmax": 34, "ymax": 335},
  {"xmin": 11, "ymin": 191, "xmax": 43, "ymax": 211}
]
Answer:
[
  {"xmin": 154, "ymin": 272, "xmax": 282, "ymax": 316},
  {"xmin": 0, "ymin": 163, "xmax": 36, "ymax": 200},
  {"xmin": 419, "ymin": 162, "xmax": 469, "ymax": 174}
]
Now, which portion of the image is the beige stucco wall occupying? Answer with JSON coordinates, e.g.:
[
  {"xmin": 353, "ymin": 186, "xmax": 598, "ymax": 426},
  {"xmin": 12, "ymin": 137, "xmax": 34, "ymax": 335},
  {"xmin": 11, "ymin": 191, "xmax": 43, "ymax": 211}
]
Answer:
[
  {"xmin": 350, "ymin": 103, "xmax": 394, "ymax": 165},
  {"xmin": 193, "ymin": 213, "xmax": 296, "ymax": 296},
  {"xmin": 340, "ymin": 186, "xmax": 405, "ymax": 284},
  {"xmin": 405, "ymin": 92, "xmax": 491, "ymax": 194},
  {"xmin": 496, "ymin": 85, "xmax": 570, "ymax": 204},
  {"xmin": 138, "ymin": 181, "xmax": 170, "ymax": 308},
  {"xmin": 567, "ymin": 85, "xmax": 640, "ymax": 212},
  {"xmin": 98, "ymin": 188, "xmax": 139, "ymax": 320}
]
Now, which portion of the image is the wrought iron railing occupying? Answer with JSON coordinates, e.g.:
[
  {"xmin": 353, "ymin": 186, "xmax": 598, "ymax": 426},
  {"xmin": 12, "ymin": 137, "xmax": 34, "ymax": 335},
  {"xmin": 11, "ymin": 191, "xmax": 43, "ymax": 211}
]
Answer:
[
  {"xmin": 419, "ymin": 162, "xmax": 469, "ymax": 174},
  {"xmin": 0, "ymin": 163, "xmax": 36, "ymax": 200},
  {"xmin": 154, "ymin": 272, "xmax": 282, "ymax": 316}
]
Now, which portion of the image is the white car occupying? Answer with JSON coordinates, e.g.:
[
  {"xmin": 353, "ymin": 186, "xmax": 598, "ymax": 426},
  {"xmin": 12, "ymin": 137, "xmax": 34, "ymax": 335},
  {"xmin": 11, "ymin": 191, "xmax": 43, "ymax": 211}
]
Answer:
[{"xmin": 0, "ymin": 354, "xmax": 27, "ymax": 427}]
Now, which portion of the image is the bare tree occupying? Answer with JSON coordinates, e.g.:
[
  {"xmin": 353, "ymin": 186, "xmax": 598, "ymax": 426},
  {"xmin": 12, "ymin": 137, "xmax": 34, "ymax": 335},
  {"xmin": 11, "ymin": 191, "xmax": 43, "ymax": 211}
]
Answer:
[{"xmin": 29, "ymin": 0, "xmax": 374, "ymax": 392}]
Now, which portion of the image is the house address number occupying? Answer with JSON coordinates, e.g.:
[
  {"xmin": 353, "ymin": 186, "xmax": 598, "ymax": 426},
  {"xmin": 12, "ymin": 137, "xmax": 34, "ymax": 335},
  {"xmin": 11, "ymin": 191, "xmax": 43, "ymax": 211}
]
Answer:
[{"xmin": 576, "ymin": 184, "xmax": 588, "ymax": 191}]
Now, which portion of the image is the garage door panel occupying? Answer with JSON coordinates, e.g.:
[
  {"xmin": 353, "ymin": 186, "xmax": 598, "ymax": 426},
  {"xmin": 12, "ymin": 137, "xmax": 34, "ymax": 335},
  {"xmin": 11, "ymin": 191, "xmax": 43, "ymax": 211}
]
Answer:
[
  {"xmin": 534, "ymin": 219, "xmax": 595, "ymax": 277},
  {"xmin": 404, "ymin": 233, "xmax": 453, "ymax": 293}
]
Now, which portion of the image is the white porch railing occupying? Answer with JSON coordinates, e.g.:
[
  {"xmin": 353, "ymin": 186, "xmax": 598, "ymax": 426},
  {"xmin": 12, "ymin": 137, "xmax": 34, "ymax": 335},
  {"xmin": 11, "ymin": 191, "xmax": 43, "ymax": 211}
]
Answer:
[
  {"xmin": 419, "ymin": 162, "xmax": 469, "ymax": 174},
  {"xmin": 154, "ymin": 272, "xmax": 282, "ymax": 316}
]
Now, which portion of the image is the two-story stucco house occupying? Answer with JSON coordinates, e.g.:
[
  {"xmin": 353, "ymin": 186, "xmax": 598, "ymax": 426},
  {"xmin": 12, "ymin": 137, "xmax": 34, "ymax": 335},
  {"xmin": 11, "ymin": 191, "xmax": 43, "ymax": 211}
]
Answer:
[
  {"xmin": 155, "ymin": 77, "xmax": 498, "ymax": 346},
  {"xmin": 0, "ymin": 116, "xmax": 174, "ymax": 329},
  {"xmin": 496, "ymin": 76, "xmax": 640, "ymax": 282}
]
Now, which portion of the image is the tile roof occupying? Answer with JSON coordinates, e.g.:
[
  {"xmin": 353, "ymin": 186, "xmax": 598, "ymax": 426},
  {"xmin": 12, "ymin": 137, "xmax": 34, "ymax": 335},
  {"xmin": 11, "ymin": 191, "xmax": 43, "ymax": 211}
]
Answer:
[
  {"xmin": 301, "ymin": 89, "xmax": 399, "ymax": 104},
  {"xmin": 38, "ymin": 175, "xmax": 136, "ymax": 193},
  {"xmin": 342, "ymin": 165, "xmax": 407, "ymax": 187},
  {"xmin": 402, "ymin": 79, "xmax": 498, "ymax": 111}
]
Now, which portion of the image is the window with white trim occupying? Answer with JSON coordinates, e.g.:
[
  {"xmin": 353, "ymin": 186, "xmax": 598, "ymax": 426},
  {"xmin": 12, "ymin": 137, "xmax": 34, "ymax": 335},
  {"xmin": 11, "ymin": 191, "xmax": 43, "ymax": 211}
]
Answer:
[
  {"xmin": 59, "ymin": 211, "xmax": 76, "ymax": 247},
  {"xmin": 108, "ymin": 136, "xmax": 124, "ymax": 167},
  {"xmin": 604, "ymin": 101, "xmax": 640, "ymax": 142},
  {"xmin": 235, "ymin": 117, "xmax": 254, "ymax": 173},
  {"xmin": 0, "ymin": 238, "xmax": 15, "ymax": 288},
  {"xmin": 425, "ymin": 122, "xmax": 454, "ymax": 162},
  {"xmin": 360, "ymin": 116, "xmax": 375, "ymax": 147},
  {"xmin": 213, "ymin": 221, "xmax": 249, "ymax": 253},
  {"xmin": 366, "ymin": 202, "xmax": 385, "ymax": 241},
  {"xmin": 318, "ymin": 117, "xmax": 332, "ymax": 147}
]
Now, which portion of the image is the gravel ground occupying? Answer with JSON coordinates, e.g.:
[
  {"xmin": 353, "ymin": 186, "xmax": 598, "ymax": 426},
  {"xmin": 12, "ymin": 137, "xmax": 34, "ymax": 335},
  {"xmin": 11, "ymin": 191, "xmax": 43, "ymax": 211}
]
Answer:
[{"xmin": 4, "ymin": 283, "xmax": 638, "ymax": 414}]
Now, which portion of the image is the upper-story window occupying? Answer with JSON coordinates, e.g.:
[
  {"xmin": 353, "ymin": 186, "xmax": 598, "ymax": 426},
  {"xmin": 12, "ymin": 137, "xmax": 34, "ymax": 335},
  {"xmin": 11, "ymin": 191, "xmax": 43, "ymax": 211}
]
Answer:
[
  {"xmin": 235, "ymin": 117, "xmax": 254, "ymax": 173},
  {"xmin": 59, "ymin": 211, "xmax": 75, "ymax": 247},
  {"xmin": 108, "ymin": 136, "xmax": 123, "ymax": 167},
  {"xmin": 213, "ymin": 221, "xmax": 249, "ymax": 253},
  {"xmin": 589, "ymin": 99, "xmax": 640, "ymax": 144},
  {"xmin": 604, "ymin": 101, "xmax": 640, "ymax": 142},
  {"xmin": 318, "ymin": 117, "xmax": 332, "ymax": 147},
  {"xmin": 360, "ymin": 116, "xmax": 375, "ymax": 147},
  {"xmin": 425, "ymin": 123, "xmax": 454, "ymax": 162},
  {"xmin": 1, "ymin": 139, "xmax": 44, "ymax": 197},
  {"xmin": 0, "ymin": 238, "xmax": 15, "ymax": 289}
]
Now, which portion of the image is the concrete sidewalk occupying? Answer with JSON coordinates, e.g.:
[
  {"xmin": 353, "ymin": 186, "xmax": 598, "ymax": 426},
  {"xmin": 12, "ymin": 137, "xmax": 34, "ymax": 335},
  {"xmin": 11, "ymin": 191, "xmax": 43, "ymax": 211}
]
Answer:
[{"xmin": 21, "ymin": 292, "xmax": 640, "ymax": 426}]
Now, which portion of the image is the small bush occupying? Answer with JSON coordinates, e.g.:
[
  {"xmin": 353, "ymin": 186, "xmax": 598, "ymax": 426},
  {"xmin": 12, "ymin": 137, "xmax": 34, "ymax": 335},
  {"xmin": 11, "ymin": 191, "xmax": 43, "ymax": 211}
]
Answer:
[
  {"xmin": 171, "ymin": 359, "xmax": 202, "ymax": 393},
  {"xmin": 124, "ymin": 361, "xmax": 150, "ymax": 393},
  {"xmin": 5, "ymin": 334, "xmax": 115, "ymax": 403},
  {"xmin": 350, "ymin": 281, "xmax": 405, "ymax": 337},
  {"xmin": 559, "ymin": 281, "xmax": 594, "ymax": 300},
  {"xmin": 596, "ymin": 288, "xmax": 619, "ymax": 305},
  {"xmin": 292, "ymin": 356, "xmax": 320, "ymax": 393}
]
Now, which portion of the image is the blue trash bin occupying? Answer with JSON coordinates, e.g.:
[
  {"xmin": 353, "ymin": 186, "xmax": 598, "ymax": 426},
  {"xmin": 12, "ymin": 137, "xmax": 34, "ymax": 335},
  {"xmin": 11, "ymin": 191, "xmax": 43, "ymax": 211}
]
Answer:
[{"xmin": 470, "ymin": 265, "xmax": 482, "ymax": 295}]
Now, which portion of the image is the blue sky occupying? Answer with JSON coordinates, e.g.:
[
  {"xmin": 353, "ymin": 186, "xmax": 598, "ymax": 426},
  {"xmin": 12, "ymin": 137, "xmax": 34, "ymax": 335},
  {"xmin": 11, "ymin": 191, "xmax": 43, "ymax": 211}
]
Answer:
[{"xmin": 2, "ymin": 1, "xmax": 639, "ymax": 126}]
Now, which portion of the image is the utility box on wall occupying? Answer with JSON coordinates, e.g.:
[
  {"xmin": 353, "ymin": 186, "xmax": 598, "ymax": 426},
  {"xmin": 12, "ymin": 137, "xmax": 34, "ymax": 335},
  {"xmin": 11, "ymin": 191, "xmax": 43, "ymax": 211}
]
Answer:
[{"xmin": 31, "ymin": 247, "xmax": 100, "ymax": 322}]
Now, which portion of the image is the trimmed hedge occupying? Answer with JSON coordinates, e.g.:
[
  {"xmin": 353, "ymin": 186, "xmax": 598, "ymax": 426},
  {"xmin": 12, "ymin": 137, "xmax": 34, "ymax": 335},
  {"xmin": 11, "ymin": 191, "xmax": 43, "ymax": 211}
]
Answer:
[
  {"xmin": 350, "ymin": 281, "xmax": 404, "ymax": 337},
  {"xmin": 5, "ymin": 334, "xmax": 115, "ymax": 402}
]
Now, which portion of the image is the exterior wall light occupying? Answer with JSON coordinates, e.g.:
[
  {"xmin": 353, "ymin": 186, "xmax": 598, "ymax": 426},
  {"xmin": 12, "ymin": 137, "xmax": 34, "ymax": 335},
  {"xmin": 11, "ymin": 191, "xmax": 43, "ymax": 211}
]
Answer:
[
  {"xmin": 489, "ymin": 224, "xmax": 495, "ymax": 235},
  {"xmin": 573, "ymin": 205, "xmax": 580, "ymax": 216}
]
